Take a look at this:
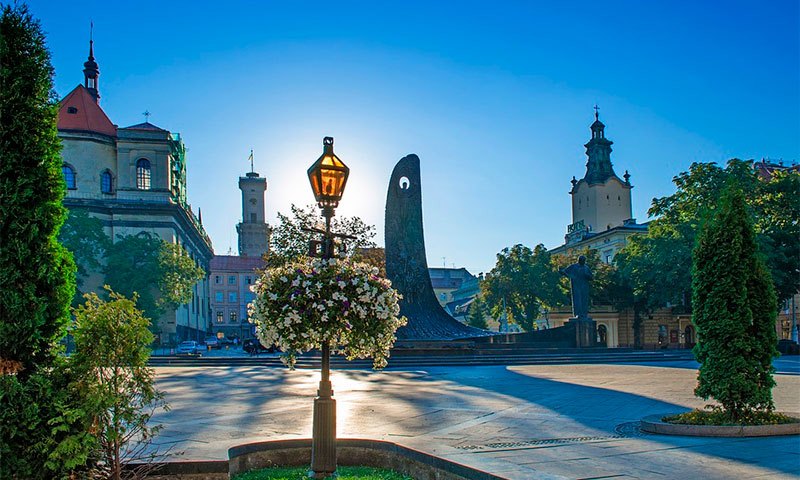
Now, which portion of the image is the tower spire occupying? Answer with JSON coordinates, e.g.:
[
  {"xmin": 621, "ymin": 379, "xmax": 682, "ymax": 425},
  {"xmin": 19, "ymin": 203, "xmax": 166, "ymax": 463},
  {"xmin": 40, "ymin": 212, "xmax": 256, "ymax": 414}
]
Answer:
[
  {"xmin": 83, "ymin": 22, "xmax": 100, "ymax": 103},
  {"xmin": 583, "ymin": 108, "xmax": 615, "ymax": 184}
]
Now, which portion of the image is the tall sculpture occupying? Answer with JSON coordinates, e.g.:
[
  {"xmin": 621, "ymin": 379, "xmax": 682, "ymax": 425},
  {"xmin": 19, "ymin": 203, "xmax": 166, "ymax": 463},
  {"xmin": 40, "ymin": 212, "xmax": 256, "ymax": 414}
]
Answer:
[
  {"xmin": 385, "ymin": 154, "xmax": 486, "ymax": 340},
  {"xmin": 560, "ymin": 255, "xmax": 592, "ymax": 320}
]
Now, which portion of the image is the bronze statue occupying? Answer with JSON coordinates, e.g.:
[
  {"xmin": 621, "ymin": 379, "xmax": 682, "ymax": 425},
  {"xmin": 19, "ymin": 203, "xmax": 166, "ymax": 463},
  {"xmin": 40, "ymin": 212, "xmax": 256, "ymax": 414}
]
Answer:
[{"xmin": 560, "ymin": 255, "xmax": 593, "ymax": 320}]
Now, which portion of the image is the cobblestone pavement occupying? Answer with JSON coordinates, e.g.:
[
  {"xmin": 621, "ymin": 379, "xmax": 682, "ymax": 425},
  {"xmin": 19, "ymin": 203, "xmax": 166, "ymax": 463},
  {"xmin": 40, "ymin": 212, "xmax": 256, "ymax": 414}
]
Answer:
[{"xmin": 152, "ymin": 358, "xmax": 800, "ymax": 479}]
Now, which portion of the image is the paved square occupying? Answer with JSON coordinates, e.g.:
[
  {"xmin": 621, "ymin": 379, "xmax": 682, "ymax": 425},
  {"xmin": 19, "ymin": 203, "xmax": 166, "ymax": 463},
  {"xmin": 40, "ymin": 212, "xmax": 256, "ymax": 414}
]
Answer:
[{"xmin": 152, "ymin": 359, "xmax": 800, "ymax": 479}]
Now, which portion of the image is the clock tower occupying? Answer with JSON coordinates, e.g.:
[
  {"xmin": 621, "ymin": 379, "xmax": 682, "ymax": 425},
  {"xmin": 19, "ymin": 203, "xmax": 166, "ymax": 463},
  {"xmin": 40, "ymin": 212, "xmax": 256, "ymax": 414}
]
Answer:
[{"xmin": 236, "ymin": 157, "xmax": 270, "ymax": 257}]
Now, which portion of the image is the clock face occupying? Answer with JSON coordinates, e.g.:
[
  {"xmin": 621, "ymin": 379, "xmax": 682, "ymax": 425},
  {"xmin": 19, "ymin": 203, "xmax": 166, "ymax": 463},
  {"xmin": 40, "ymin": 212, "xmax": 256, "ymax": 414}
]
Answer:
[{"xmin": 249, "ymin": 198, "xmax": 257, "ymax": 206}]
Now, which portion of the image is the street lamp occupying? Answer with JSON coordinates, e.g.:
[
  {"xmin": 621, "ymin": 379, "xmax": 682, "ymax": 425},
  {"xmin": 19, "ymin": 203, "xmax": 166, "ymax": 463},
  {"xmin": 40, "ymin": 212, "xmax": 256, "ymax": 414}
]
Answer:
[{"xmin": 307, "ymin": 136, "xmax": 349, "ymax": 478}]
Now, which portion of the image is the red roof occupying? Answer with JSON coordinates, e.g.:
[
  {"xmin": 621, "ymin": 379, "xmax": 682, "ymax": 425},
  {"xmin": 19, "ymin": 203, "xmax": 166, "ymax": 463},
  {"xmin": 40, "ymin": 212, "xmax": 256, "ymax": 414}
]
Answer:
[
  {"xmin": 57, "ymin": 85, "xmax": 116, "ymax": 137},
  {"xmin": 210, "ymin": 255, "xmax": 266, "ymax": 272}
]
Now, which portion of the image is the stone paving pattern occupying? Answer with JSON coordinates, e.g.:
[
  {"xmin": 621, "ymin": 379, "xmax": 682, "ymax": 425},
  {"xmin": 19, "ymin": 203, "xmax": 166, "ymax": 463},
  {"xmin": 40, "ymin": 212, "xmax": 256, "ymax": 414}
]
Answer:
[{"xmin": 152, "ymin": 358, "xmax": 800, "ymax": 479}]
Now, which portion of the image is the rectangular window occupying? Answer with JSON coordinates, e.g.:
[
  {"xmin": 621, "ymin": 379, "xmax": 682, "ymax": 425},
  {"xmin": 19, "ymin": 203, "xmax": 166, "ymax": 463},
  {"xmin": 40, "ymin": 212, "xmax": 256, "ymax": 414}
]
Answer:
[
  {"xmin": 228, "ymin": 291, "xmax": 237, "ymax": 303},
  {"xmin": 214, "ymin": 291, "xmax": 223, "ymax": 302},
  {"xmin": 245, "ymin": 276, "xmax": 252, "ymax": 285},
  {"xmin": 229, "ymin": 311, "xmax": 237, "ymax": 323},
  {"xmin": 216, "ymin": 312, "xmax": 224, "ymax": 323},
  {"xmin": 215, "ymin": 275, "xmax": 221, "ymax": 284},
  {"xmin": 228, "ymin": 275, "xmax": 236, "ymax": 285},
  {"xmin": 250, "ymin": 213, "xmax": 257, "ymax": 222}
]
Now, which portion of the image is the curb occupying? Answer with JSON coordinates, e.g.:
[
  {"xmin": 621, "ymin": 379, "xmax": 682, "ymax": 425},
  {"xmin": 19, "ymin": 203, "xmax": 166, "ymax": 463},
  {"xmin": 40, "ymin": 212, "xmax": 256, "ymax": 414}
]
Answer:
[{"xmin": 640, "ymin": 413, "xmax": 800, "ymax": 437}]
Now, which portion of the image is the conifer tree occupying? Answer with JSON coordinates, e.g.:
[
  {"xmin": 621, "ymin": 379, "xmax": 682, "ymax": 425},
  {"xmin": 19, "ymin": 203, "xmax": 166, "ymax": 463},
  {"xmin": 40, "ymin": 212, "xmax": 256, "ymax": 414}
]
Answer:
[
  {"xmin": 0, "ymin": 4, "xmax": 84, "ymax": 476},
  {"xmin": 692, "ymin": 182, "xmax": 778, "ymax": 421},
  {"xmin": 0, "ymin": 2, "xmax": 74, "ymax": 372}
]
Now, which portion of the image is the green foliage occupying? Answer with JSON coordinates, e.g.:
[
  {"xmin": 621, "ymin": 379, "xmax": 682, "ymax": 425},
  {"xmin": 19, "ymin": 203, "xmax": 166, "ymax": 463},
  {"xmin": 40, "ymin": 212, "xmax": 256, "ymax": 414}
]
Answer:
[
  {"xmin": 663, "ymin": 408, "xmax": 795, "ymax": 426},
  {"xmin": 71, "ymin": 289, "xmax": 168, "ymax": 479},
  {"xmin": 467, "ymin": 296, "xmax": 489, "ymax": 329},
  {"xmin": 157, "ymin": 241, "xmax": 206, "ymax": 309},
  {"xmin": 0, "ymin": 5, "xmax": 87, "ymax": 476},
  {"xmin": 624, "ymin": 159, "xmax": 799, "ymax": 311},
  {"xmin": 104, "ymin": 232, "xmax": 163, "ymax": 319},
  {"xmin": 269, "ymin": 204, "xmax": 377, "ymax": 266},
  {"xmin": 58, "ymin": 208, "xmax": 110, "ymax": 280},
  {"xmin": 0, "ymin": 1, "xmax": 74, "ymax": 372},
  {"xmin": 233, "ymin": 466, "xmax": 412, "ymax": 480},
  {"xmin": 692, "ymin": 183, "xmax": 778, "ymax": 421},
  {"xmin": 0, "ymin": 363, "xmax": 95, "ymax": 479},
  {"xmin": 482, "ymin": 244, "xmax": 562, "ymax": 332},
  {"xmin": 551, "ymin": 248, "xmax": 616, "ymax": 308}
]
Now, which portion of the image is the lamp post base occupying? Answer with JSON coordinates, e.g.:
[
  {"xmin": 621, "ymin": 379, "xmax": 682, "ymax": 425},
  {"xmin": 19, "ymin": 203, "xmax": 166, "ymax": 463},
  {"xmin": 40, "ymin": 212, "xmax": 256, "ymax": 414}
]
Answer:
[{"xmin": 310, "ymin": 394, "xmax": 336, "ymax": 478}]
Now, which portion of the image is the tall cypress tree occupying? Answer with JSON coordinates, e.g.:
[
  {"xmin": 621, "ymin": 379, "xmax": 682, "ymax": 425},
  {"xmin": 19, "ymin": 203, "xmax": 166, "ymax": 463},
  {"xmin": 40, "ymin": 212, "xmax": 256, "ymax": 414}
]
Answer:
[
  {"xmin": 692, "ymin": 182, "xmax": 778, "ymax": 421},
  {"xmin": 0, "ymin": 2, "xmax": 74, "ymax": 372},
  {"xmin": 0, "ymin": 4, "xmax": 81, "ymax": 477}
]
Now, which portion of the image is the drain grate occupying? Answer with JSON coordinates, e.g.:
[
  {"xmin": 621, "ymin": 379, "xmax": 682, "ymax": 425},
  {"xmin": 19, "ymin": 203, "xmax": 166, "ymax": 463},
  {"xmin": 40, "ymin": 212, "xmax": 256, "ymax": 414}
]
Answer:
[
  {"xmin": 456, "ymin": 422, "xmax": 649, "ymax": 452},
  {"xmin": 614, "ymin": 421, "xmax": 648, "ymax": 437}
]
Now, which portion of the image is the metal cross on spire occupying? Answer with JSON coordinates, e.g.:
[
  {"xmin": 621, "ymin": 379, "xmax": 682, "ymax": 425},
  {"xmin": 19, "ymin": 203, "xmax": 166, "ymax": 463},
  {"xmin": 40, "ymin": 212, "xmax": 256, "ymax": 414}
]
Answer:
[
  {"xmin": 143, "ymin": 110, "xmax": 151, "ymax": 122},
  {"xmin": 594, "ymin": 104, "xmax": 600, "ymax": 120}
]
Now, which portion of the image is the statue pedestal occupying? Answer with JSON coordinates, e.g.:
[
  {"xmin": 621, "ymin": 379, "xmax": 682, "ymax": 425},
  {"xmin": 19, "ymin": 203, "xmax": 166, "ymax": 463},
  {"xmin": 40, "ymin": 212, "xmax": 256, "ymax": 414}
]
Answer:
[{"xmin": 567, "ymin": 317, "xmax": 597, "ymax": 348}]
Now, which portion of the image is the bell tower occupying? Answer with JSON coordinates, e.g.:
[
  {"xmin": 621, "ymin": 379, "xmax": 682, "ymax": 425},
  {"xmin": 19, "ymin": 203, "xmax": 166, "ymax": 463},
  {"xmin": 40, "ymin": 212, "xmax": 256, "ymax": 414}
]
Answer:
[
  {"xmin": 566, "ymin": 108, "xmax": 633, "ymax": 243},
  {"xmin": 236, "ymin": 151, "xmax": 270, "ymax": 256}
]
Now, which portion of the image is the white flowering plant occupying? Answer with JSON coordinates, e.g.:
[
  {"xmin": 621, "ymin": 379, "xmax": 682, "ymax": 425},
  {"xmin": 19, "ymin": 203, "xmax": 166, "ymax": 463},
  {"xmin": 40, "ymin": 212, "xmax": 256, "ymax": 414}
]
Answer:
[{"xmin": 249, "ymin": 257, "xmax": 406, "ymax": 369}]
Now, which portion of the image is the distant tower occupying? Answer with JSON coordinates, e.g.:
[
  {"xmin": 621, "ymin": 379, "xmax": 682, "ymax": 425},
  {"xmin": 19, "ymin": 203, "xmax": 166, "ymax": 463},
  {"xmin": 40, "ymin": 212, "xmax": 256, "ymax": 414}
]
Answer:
[
  {"xmin": 568, "ymin": 108, "xmax": 633, "ymax": 235},
  {"xmin": 83, "ymin": 25, "xmax": 100, "ymax": 103},
  {"xmin": 236, "ymin": 151, "xmax": 270, "ymax": 257}
]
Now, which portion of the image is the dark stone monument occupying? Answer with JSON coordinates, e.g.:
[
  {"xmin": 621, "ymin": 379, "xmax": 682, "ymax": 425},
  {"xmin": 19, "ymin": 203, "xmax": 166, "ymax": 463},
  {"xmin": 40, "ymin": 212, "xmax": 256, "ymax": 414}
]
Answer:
[
  {"xmin": 559, "ymin": 255, "xmax": 597, "ymax": 347},
  {"xmin": 385, "ymin": 154, "xmax": 487, "ymax": 341}
]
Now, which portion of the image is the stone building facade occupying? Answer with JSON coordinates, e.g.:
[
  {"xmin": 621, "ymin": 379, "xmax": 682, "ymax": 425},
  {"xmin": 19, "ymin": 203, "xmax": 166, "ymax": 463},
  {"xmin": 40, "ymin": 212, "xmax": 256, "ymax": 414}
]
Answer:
[
  {"xmin": 58, "ymin": 40, "xmax": 213, "ymax": 345},
  {"xmin": 208, "ymin": 255, "xmax": 264, "ymax": 341}
]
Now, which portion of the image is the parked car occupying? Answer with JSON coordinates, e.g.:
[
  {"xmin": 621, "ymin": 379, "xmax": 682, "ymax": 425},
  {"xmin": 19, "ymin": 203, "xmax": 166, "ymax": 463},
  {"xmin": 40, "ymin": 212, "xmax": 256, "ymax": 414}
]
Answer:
[
  {"xmin": 243, "ymin": 338, "xmax": 275, "ymax": 355},
  {"xmin": 176, "ymin": 340, "xmax": 201, "ymax": 355},
  {"xmin": 203, "ymin": 336, "xmax": 221, "ymax": 349}
]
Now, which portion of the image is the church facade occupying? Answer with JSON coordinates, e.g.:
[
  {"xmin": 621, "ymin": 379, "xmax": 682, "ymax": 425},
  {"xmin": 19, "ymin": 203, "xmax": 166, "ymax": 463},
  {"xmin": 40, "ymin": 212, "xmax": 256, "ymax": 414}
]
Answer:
[
  {"xmin": 58, "ymin": 39, "xmax": 214, "ymax": 345},
  {"xmin": 548, "ymin": 113, "xmax": 694, "ymax": 349}
]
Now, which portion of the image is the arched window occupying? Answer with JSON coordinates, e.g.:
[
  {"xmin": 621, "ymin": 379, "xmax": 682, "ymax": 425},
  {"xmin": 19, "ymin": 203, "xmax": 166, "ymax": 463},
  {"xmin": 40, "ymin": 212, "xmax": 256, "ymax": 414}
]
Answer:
[
  {"xmin": 136, "ymin": 158, "xmax": 151, "ymax": 190},
  {"xmin": 62, "ymin": 164, "xmax": 76, "ymax": 190},
  {"xmin": 101, "ymin": 170, "xmax": 114, "ymax": 194}
]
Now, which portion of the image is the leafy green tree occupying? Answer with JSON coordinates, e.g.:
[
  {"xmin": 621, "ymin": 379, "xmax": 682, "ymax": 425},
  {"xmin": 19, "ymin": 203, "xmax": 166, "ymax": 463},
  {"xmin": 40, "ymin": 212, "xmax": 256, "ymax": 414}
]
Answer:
[
  {"xmin": 629, "ymin": 159, "xmax": 799, "ymax": 311},
  {"xmin": 482, "ymin": 244, "xmax": 562, "ymax": 332},
  {"xmin": 104, "ymin": 232, "xmax": 163, "ymax": 319},
  {"xmin": 157, "ymin": 241, "xmax": 206, "ymax": 310},
  {"xmin": 467, "ymin": 296, "xmax": 489, "ymax": 329},
  {"xmin": 58, "ymin": 208, "xmax": 110, "ymax": 280},
  {"xmin": 71, "ymin": 289, "xmax": 168, "ymax": 480},
  {"xmin": 692, "ymin": 182, "xmax": 778, "ymax": 421},
  {"xmin": 58, "ymin": 208, "xmax": 110, "ymax": 305},
  {"xmin": 551, "ymin": 248, "xmax": 616, "ymax": 308},
  {"xmin": 269, "ymin": 204, "xmax": 377, "ymax": 266},
  {"xmin": 0, "ymin": 5, "xmax": 88, "ymax": 477}
]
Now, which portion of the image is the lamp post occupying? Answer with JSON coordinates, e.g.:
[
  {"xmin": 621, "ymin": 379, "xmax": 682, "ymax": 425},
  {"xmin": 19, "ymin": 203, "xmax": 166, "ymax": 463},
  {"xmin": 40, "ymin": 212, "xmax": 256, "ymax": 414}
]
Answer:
[{"xmin": 307, "ymin": 136, "xmax": 349, "ymax": 478}]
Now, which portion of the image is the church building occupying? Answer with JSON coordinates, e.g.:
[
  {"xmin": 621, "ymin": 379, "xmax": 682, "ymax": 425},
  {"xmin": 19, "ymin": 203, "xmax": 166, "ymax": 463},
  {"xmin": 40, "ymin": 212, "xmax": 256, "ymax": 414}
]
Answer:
[
  {"xmin": 551, "ymin": 110, "xmax": 648, "ymax": 262},
  {"xmin": 57, "ymin": 38, "xmax": 214, "ymax": 345}
]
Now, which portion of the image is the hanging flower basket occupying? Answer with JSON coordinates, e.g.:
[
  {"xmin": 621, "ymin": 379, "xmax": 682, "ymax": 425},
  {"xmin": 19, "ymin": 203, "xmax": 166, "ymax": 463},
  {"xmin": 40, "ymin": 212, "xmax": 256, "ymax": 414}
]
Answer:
[{"xmin": 249, "ymin": 257, "xmax": 406, "ymax": 369}]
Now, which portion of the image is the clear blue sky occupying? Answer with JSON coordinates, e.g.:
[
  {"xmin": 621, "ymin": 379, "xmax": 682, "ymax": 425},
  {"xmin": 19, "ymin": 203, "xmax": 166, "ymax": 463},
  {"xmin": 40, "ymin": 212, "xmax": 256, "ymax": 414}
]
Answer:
[{"xmin": 33, "ymin": 0, "xmax": 799, "ymax": 274}]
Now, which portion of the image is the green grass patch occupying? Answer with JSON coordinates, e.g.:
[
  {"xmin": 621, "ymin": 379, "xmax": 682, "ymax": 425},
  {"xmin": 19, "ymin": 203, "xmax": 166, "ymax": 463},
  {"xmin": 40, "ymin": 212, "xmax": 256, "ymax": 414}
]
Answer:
[
  {"xmin": 233, "ymin": 465, "xmax": 413, "ymax": 480},
  {"xmin": 663, "ymin": 408, "xmax": 797, "ymax": 426}
]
